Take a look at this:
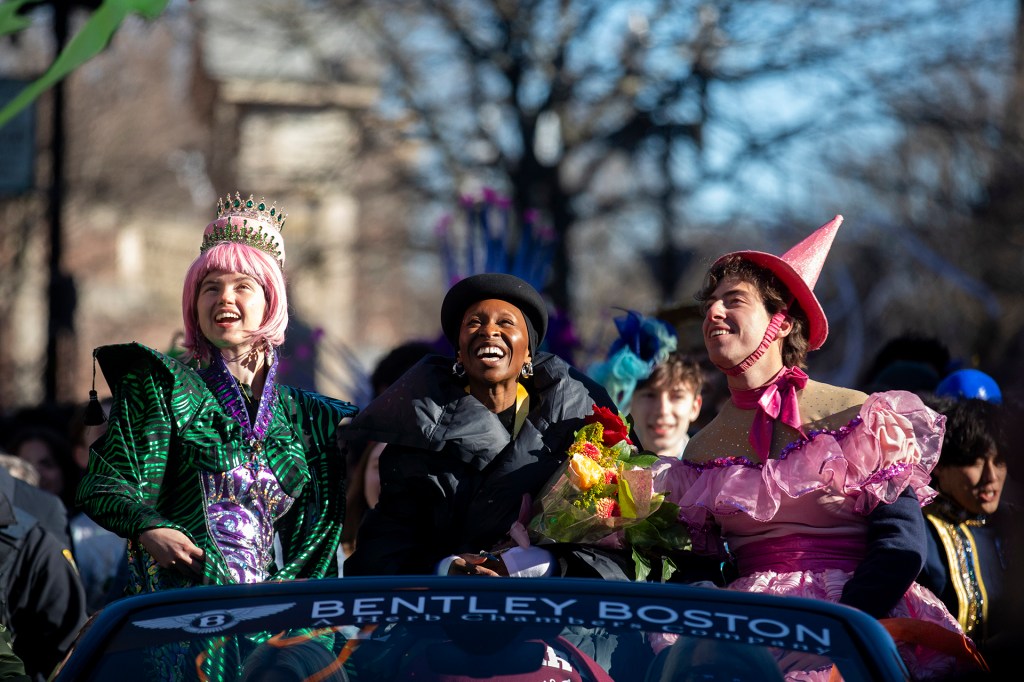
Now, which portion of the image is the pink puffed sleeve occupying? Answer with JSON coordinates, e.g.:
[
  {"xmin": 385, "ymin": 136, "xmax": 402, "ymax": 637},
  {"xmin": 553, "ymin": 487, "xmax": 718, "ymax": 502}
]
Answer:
[
  {"xmin": 671, "ymin": 390, "xmax": 944, "ymax": 538},
  {"xmin": 824, "ymin": 390, "xmax": 942, "ymax": 513}
]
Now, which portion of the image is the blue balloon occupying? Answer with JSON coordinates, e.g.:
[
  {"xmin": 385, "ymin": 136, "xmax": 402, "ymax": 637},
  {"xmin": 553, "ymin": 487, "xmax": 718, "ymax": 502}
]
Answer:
[{"xmin": 935, "ymin": 369, "xmax": 1002, "ymax": 404}]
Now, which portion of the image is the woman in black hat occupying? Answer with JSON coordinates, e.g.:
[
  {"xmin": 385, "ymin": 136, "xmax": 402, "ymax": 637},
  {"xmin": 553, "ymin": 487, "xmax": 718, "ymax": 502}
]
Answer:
[{"xmin": 342, "ymin": 273, "xmax": 630, "ymax": 579}]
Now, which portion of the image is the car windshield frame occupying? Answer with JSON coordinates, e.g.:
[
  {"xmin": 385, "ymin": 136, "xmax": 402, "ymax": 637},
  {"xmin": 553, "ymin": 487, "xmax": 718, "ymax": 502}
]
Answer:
[{"xmin": 54, "ymin": 576, "xmax": 910, "ymax": 682}]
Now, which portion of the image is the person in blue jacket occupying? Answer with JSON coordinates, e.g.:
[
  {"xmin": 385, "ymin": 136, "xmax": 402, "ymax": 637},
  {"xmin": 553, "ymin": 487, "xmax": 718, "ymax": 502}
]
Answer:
[{"xmin": 920, "ymin": 382, "xmax": 1018, "ymax": 673}]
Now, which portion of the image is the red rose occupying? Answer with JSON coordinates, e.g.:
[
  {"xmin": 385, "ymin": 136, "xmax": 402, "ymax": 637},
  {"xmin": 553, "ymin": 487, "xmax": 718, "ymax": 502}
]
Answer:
[{"xmin": 587, "ymin": 404, "xmax": 632, "ymax": 446}]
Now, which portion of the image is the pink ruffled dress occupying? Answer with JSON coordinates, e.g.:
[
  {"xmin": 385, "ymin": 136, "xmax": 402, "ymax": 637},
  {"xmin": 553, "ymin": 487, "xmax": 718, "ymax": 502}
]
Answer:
[{"xmin": 659, "ymin": 390, "xmax": 972, "ymax": 680}]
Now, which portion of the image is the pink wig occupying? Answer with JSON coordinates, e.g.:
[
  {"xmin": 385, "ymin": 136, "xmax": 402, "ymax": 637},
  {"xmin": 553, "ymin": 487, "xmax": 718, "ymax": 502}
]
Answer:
[{"xmin": 181, "ymin": 242, "xmax": 288, "ymax": 363}]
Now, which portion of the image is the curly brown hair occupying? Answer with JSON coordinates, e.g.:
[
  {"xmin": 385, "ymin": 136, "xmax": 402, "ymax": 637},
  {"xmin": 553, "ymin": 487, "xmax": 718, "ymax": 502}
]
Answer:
[
  {"xmin": 696, "ymin": 255, "xmax": 810, "ymax": 369},
  {"xmin": 637, "ymin": 352, "xmax": 704, "ymax": 396}
]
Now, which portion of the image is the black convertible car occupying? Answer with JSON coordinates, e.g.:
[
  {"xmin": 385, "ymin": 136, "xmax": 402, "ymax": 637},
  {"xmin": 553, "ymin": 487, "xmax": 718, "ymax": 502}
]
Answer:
[{"xmin": 52, "ymin": 576, "xmax": 910, "ymax": 681}]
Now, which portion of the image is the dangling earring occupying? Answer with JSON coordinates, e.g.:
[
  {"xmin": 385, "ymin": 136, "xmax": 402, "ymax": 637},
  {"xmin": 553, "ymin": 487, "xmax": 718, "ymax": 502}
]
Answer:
[
  {"xmin": 452, "ymin": 361, "xmax": 466, "ymax": 378},
  {"xmin": 520, "ymin": 361, "xmax": 534, "ymax": 379}
]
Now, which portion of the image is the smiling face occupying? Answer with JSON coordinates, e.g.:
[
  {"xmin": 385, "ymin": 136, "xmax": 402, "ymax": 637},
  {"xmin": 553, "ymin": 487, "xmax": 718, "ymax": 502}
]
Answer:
[
  {"xmin": 702, "ymin": 276, "xmax": 789, "ymax": 375},
  {"xmin": 457, "ymin": 298, "xmax": 532, "ymax": 400},
  {"xmin": 933, "ymin": 447, "xmax": 1007, "ymax": 516},
  {"xmin": 197, "ymin": 270, "xmax": 267, "ymax": 356},
  {"xmin": 628, "ymin": 382, "xmax": 702, "ymax": 458}
]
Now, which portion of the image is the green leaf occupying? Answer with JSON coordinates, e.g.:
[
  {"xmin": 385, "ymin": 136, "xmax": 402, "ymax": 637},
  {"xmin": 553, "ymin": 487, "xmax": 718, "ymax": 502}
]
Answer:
[
  {"xmin": 0, "ymin": 0, "xmax": 171, "ymax": 129},
  {"xmin": 623, "ymin": 503, "xmax": 691, "ymax": 555},
  {"xmin": 617, "ymin": 476, "xmax": 637, "ymax": 518},
  {"xmin": 632, "ymin": 546, "xmax": 651, "ymax": 582},
  {"xmin": 624, "ymin": 519, "xmax": 665, "ymax": 549},
  {"xmin": 661, "ymin": 556, "xmax": 678, "ymax": 582},
  {"xmin": 609, "ymin": 440, "xmax": 634, "ymax": 460},
  {"xmin": 621, "ymin": 453, "xmax": 659, "ymax": 468},
  {"xmin": 0, "ymin": 0, "xmax": 35, "ymax": 38}
]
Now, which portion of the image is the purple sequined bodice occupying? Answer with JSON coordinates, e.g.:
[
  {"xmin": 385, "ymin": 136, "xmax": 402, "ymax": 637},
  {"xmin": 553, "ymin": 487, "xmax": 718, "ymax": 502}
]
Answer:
[
  {"xmin": 197, "ymin": 347, "xmax": 295, "ymax": 584},
  {"xmin": 202, "ymin": 453, "xmax": 295, "ymax": 584}
]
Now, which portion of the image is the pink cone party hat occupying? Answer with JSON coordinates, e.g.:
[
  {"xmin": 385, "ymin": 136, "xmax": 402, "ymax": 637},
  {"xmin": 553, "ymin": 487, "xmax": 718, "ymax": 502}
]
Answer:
[{"xmin": 713, "ymin": 214, "xmax": 843, "ymax": 351}]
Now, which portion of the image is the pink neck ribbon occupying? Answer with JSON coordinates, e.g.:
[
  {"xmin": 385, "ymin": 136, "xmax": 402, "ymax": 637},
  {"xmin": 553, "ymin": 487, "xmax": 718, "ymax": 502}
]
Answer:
[{"xmin": 729, "ymin": 364, "xmax": 809, "ymax": 461}]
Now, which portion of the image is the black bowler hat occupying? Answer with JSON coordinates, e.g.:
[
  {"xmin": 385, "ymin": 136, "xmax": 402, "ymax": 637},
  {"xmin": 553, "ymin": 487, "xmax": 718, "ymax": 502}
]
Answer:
[{"xmin": 441, "ymin": 273, "xmax": 549, "ymax": 353}]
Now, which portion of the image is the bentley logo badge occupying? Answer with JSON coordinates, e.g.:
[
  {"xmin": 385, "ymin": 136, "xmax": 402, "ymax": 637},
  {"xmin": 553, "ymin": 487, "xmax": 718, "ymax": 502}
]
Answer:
[{"xmin": 133, "ymin": 603, "xmax": 296, "ymax": 634}]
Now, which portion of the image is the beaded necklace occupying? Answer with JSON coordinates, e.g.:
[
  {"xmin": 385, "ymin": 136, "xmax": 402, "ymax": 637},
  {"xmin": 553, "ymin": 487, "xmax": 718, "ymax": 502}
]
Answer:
[{"xmin": 200, "ymin": 345, "xmax": 280, "ymax": 457}]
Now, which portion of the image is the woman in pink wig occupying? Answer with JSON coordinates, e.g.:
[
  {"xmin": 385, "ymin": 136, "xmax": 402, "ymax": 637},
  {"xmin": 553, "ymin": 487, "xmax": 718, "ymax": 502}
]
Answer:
[{"xmin": 78, "ymin": 193, "xmax": 357, "ymax": 595}]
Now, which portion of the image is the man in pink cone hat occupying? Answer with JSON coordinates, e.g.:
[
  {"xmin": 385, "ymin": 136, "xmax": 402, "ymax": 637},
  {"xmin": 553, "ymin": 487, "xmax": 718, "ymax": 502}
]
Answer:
[{"xmin": 656, "ymin": 216, "xmax": 986, "ymax": 680}]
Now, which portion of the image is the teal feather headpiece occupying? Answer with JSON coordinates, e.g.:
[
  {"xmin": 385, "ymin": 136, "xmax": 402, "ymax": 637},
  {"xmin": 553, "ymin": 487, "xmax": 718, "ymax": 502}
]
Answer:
[{"xmin": 588, "ymin": 310, "xmax": 678, "ymax": 413}]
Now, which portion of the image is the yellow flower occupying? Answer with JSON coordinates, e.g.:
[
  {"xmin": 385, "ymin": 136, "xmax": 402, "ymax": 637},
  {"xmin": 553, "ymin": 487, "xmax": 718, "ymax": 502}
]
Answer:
[{"xmin": 567, "ymin": 453, "xmax": 606, "ymax": 491}]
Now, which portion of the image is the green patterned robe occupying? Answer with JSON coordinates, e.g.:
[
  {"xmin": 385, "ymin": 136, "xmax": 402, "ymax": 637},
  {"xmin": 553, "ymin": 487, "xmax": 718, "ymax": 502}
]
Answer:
[{"xmin": 76, "ymin": 343, "xmax": 357, "ymax": 593}]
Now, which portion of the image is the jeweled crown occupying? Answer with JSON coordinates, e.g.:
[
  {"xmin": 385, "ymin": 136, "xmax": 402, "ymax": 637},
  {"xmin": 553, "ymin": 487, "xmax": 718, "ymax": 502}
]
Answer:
[{"xmin": 201, "ymin": 192, "xmax": 287, "ymax": 263}]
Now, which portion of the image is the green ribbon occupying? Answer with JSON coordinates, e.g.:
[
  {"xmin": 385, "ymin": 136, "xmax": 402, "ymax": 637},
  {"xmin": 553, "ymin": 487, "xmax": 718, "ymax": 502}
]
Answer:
[{"xmin": 0, "ymin": 0, "xmax": 170, "ymax": 129}]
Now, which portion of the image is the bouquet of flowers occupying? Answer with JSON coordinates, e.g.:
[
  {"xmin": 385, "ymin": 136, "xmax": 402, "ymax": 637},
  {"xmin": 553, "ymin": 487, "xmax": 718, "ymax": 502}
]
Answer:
[{"xmin": 521, "ymin": 405, "xmax": 689, "ymax": 578}]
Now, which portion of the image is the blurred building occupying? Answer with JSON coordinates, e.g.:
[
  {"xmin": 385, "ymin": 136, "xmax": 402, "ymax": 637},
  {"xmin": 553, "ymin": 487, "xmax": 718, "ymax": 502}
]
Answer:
[
  {"xmin": 1, "ymin": 0, "xmax": 1021, "ymax": 414},
  {"xmin": 0, "ymin": 0, "xmax": 432, "ymax": 409}
]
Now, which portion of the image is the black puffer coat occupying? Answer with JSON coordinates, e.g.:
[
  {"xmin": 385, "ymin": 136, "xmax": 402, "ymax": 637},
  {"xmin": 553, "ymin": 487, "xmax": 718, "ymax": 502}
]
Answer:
[{"xmin": 342, "ymin": 352, "xmax": 631, "ymax": 578}]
